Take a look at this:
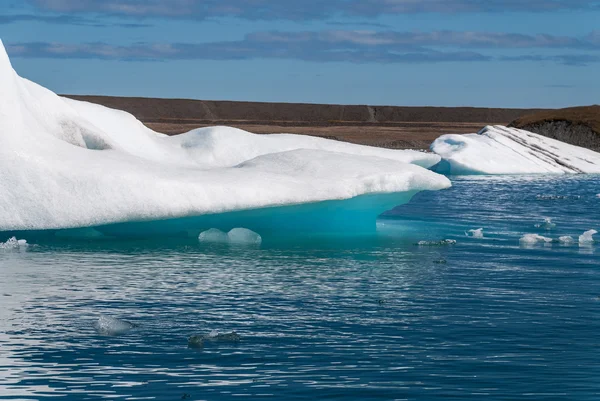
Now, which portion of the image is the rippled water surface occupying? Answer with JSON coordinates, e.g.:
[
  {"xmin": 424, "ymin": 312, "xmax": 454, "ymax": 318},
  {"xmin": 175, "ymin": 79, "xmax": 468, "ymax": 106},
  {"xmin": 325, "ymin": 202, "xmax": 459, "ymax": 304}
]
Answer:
[{"xmin": 1, "ymin": 175, "xmax": 599, "ymax": 400}]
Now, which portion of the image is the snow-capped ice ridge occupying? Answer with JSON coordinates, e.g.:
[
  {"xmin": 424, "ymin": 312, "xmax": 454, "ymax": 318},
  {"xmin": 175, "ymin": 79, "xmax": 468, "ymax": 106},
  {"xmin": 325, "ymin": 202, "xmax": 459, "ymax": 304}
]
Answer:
[
  {"xmin": 431, "ymin": 125, "xmax": 600, "ymax": 175},
  {"xmin": 0, "ymin": 40, "xmax": 450, "ymax": 236}
]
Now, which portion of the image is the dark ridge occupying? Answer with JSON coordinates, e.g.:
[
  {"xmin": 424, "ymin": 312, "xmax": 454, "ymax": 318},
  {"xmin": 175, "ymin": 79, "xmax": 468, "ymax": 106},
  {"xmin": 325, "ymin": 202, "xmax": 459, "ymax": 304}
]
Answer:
[
  {"xmin": 509, "ymin": 105, "xmax": 600, "ymax": 151},
  {"xmin": 64, "ymin": 95, "xmax": 543, "ymax": 124},
  {"xmin": 62, "ymin": 95, "xmax": 548, "ymax": 149}
]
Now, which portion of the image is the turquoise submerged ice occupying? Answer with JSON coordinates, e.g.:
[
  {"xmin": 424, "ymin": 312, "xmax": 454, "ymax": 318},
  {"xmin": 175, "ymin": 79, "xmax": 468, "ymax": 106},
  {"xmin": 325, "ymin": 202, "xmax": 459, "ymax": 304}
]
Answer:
[
  {"xmin": 0, "ymin": 40, "xmax": 448, "ymax": 236},
  {"xmin": 1, "ymin": 175, "xmax": 599, "ymax": 400}
]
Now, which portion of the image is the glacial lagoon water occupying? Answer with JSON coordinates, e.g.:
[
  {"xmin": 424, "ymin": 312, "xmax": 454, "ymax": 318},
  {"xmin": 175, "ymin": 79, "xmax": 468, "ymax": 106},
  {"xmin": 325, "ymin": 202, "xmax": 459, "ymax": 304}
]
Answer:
[{"xmin": 1, "ymin": 175, "xmax": 599, "ymax": 400}]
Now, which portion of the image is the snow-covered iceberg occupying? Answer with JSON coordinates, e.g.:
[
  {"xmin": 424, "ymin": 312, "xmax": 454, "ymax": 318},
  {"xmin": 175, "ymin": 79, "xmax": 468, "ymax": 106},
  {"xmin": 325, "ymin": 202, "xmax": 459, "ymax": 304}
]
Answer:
[
  {"xmin": 0, "ymin": 40, "xmax": 450, "ymax": 238},
  {"xmin": 431, "ymin": 125, "xmax": 600, "ymax": 175}
]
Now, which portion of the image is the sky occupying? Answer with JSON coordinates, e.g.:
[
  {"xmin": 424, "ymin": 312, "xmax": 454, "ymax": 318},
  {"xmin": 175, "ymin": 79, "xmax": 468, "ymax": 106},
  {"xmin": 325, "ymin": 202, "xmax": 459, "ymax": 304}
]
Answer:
[{"xmin": 1, "ymin": 0, "xmax": 599, "ymax": 108}]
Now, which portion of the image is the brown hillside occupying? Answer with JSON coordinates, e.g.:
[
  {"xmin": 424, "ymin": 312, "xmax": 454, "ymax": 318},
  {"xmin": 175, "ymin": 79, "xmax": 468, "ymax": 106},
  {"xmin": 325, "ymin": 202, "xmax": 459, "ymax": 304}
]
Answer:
[
  {"xmin": 511, "ymin": 105, "xmax": 600, "ymax": 133},
  {"xmin": 510, "ymin": 105, "xmax": 600, "ymax": 151},
  {"xmin": 63, "ymin": 95, "xmax": 546, "ymax": 149}
]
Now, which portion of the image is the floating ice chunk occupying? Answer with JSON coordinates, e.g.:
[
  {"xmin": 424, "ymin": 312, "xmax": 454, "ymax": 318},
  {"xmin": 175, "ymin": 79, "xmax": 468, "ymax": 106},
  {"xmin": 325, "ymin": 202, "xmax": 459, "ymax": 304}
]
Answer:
[
  {"xmin": 534, "ymin": 218, "xmax": 556, "ymax": 230},
  {"xmin": 199, "ymin": 228, "xmax": 262, "ymax": 245},
  {"xmin": 188, "ymin": 331, "xmax": 241, "ymax": 348},
  {"xmin": 94, "ymin": 315, "xmax": 137, "ymax": 336},
  {"xmin": 596, "ymin": 194, "xmax": 600, "ymax": 198},
  {"xmin": 227, "ymin": 228, "xmax": 262, "ymax": 245},
  {"xmin": 188, "ymin": 335, "xmax": 205, "ymax": 349},
  {"xmin": 519, "ymin": 234, "xmax": 553, "ymax": 244},
  {"xmin": 536, "ymin": 195, "xmax": 580, "ymax": 201},
  {"xmin": 559, "ymin": 236, "xmax": 575, "ymax": 244},
  {"xmin": 0, "ymin": 237, "xmax": 28, "ymax": 249},
  {"xmin": 466, "ymin": 228, "xmax": 484, "ymax": 238},
  {"xmin": 198, "ymin": 228, "xmax": 229, "ymax": 244},
  {"xmin": 417, "ymin": 239, "xmax": 456, "ymax": 246},
  {"xmin": 431, "ymin": 125, "xmax": 600, "ymax": 175},
  {"xmin": 579, "ymin": 229, "xmax": 597, "ymax": 245}
]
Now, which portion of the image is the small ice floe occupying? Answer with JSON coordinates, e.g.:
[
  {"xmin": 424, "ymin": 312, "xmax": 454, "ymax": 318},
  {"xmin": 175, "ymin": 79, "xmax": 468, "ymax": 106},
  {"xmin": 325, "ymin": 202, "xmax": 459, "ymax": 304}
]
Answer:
[
  {"xmin": 558, "ymin": 236, "xmax": 575, "ymax": 245},
  {"xmin": 198, "ymin": 228, "xmax": 229, "ymax": 243},
  {"xmin": 0, "ymin": 237, "xmax": 28, "ymax": 250},
  {"xmin": 596, "ymin": 194, "xmax": 600, "ymax": 198},
  {"xmin": 188, "ymin": 331, "xmax": 241, "ymax": 348},
  {"xmin": 417, "ymin": 239, "xmax": 457, "ymax": 246},
  {"xmin": 536, "ymin": 195, "xmax": 580, "ymax": 201},
  {"xmin": 579, "ymin": 229, "xmax": 597, "ymax": 245},
  {"xmin": 227, "ymin": 228, "xmax": 262, "ymax": 245},
  {"xmin": 466, "ymin": 228, "xmax": 484, "ymax": 238},
  {"xmin": 199, "ymin": 228, "xmax": 262, "ymax": 246},
  {"xmin": 534, "ymin": 218, "xmax": 556, "ymax": 230},
  {"xmin": 519, "ymin": 234, "xmax": 553, "ymax": 245},
  {"xmin": 94, "ymin": 315, "xmax": 137, "ymax": 336}
]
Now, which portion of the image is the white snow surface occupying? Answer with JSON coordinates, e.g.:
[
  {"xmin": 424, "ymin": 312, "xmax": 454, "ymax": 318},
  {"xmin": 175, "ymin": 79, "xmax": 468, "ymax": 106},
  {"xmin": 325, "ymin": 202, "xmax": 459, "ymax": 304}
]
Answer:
[
  {"xmin": 0, "ymin": 40, "xmax": 449, "ymax": 231},
  {"xmin": 431, "ymin": 125, "xmax": 600, "ymax": 175}
]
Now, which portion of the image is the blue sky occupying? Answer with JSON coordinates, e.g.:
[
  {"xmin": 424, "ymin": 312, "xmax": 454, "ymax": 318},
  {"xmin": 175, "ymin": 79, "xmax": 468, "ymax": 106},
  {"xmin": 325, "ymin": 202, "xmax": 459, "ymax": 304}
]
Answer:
[{"xmin": 1, "ymin": 0, "xmax": 599, "ymax": 107}]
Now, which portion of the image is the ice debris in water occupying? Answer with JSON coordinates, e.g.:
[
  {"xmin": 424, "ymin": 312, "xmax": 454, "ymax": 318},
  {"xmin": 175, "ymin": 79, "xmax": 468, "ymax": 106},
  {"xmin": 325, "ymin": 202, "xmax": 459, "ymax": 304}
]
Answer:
[
  {"xmin": 579, "ymin": 229, "xmax": 597, "ymax": 245},
  {"xmin": 534, "ymin": 218, "xmax": 556, "ymax": 230},
  {"xmin": 188, "ymin": 331, "xmax": 241, "ymax": 348},
  {"xmin": 94, "ymin": 315, "xmax": 137, "ymax": 336},
  {"xmin": 199, "ymin": 228, "xmax": 262, "ymax": 245},
  {"xmin": 559, "ymin": 236, "xmax": 575, "ymax": 244},
  {"xmin": 519, "ymin": 234, "xmax": 553, "ymax": 245},
  {"xmin": 228, "ymin": 228, "xmax": 262, "ymax": 245},
  {"xmin": 417, "ymin": 239, "xmax": 456, "ymax": 246},
  {"xmin": 198, "ymin": 228, "xmax": 229, "ymax": 243},
  {"xmin": 466, "ymin": 228, "xmax": 484, "ymax": 238},
  {"xmin": 0, "ymin": 237, "xmax": 28, "ymax": 249},
  {"xmin": 536, "ymin": 195, "xmax": 581, "ymax": 201}
]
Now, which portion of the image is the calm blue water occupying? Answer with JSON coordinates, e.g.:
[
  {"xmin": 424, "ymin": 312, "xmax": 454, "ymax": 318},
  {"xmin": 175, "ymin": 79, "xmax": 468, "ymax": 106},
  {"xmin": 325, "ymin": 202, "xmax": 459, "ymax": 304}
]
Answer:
[{"xmin": 1, "ymin": 175, "xmax": 599, "ymax": 400}]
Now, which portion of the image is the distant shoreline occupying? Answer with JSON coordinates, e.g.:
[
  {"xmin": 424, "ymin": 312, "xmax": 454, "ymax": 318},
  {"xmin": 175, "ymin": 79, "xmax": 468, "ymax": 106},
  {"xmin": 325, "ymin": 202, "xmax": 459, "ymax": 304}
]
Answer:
[{"xmin": 63, "ymin": 95, "xmax": 548, "ymax": 150}]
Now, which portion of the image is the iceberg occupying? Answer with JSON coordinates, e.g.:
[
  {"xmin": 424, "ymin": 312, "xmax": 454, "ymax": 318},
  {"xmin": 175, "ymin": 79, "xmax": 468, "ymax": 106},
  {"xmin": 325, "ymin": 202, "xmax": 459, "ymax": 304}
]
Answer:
[
  {"xmin": 579, "ymin": 229, "xmax": 597, "ymax": 245},
  {"xmin": 431, "ymin": 125, "xmax": 600, "ymax": 175},
  {"xmin": 0, "ymin": 40, "xmax": 450, "ymax": 238}
]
